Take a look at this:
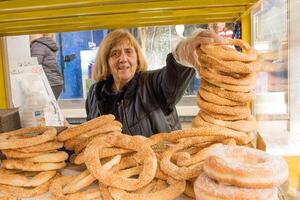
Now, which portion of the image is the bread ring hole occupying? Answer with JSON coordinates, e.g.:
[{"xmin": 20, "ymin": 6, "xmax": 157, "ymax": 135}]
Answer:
[
  {"xmin": 9, "ymin": 131, "xmax": 42, "ymax": 140},
  {"xmin": 115, "ymin": 165, "xmax": 143, "ymax": 179},
  {"xmin": 62, "ymin": 170, "xmax": 96, "ymax": 194}
]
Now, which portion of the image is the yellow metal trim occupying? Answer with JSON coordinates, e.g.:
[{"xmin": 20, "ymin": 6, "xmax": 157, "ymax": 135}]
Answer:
[
  {"xmin": 0, "ymin": 0, "xmax": 259, "ymax": 36},
  {"xmin": 0, "ymin": 6, "xmax": 246, "ymax": 23},
  {"xmin": 0, "ymin": 38, "xmax": 7, "ymax": 108},
  {"xmin": 1, "ymin": 17, "xmax": 236, "ymax": 36},
  {"xmin": 241, "ymin": 10, "xmax": 251, "ymax": 44},
  {"xmin": 0, "ymin": 11, "xmax": 240, "ymax": 31},
  {"xmin": 0, "ymin": 0, "xmax": 258, "ymax": 13},
  {"xmin": 241, "ymin": 12, "xmax": 251, "ymax": 110}
]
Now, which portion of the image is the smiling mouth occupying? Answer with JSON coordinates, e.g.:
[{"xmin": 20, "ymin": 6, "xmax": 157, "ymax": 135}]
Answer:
[{"xmin": 118, "ymin": 66, "xmax": 130, "ymax": 70}]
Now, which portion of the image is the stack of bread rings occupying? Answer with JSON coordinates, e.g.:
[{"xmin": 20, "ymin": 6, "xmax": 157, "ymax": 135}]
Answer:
[
  {"xmin": 192, "ymin": 38, "xmax": 269, "ymax": 147},
  {"xmin": 194, "ymin": 144, "xmax": 288, "ymax": 200},
  {"xmin": 0, "ymin": 127, "xmax": 67, "ymax": 198}
]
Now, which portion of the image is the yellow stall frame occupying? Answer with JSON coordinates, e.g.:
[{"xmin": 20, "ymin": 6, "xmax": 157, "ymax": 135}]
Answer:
[{"xmin": 0, "ymin": 0, "xmax": 258, "ymax": 108}]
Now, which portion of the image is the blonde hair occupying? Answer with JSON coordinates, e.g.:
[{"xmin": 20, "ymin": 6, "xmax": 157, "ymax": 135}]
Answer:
[{"xmin": 92, "ymin": 29, "xmax": 147, "ymax": 81}]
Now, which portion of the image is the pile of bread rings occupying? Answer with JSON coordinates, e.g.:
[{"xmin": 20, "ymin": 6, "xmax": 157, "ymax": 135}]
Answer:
[
  {"xmin": 50, "ymin": 114, "xmax": 124, "ymax": 200},
  {"xmin": 52, "ymin": 117, "xmax": 260, "ymax": 200},
  {"xmin": 192, "ymin": 39, "xmax": 272, "ymax": 145},
  {"xmin": 0, "ymin": 114, "xmax": 288, "ymax": 199},
  {"xmin": 0, "ymin": 127, "xmax": 67, "ymax": 198},
  {"xmin": 194, "ymin": 144, "xmax": 288, "ymax": 200}
]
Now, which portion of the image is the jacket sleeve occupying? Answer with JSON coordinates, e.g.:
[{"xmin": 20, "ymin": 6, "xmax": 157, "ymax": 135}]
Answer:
[
  {"xmin": 30, "ymin": 42, "xmax": 46, "ymax": 65},
  {"xmin": 85, "ymin": 83, "xmax": 97, "ymax": 121},
  {"xmin": 149, "ymin": 53, "xmax": 196, "ymax": 113}
]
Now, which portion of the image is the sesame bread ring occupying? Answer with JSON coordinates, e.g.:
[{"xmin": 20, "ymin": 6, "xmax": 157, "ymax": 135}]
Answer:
[
  {"xmin": 77, "ymin": 120, "xmax": 122, "ymax": 139},
  {"xmin": 203, "ymin": 145, "xmax": 289, "ymax": 189},
  {"xmin": 0, "ymin": 174, "xmax": 58, "ymax": 198},
  {"xmin": 57, "ymin": 114, "xmax": 115, "ymax": 141},
  {"xmin": 0, "ymin": 127, "xmax": 57, "ymax": 150},
  {"xmin": 0, "ymin": 170, "xmax": 57, "ymax": 187},
  {"xmin": 199, "ymin": 66, "xmax": 256, "ymax": 86},
  {"xmin": 196, "ymin": 94, "xmax": 251, "ymax": 116},
  {"xmin": 200, "ymin": 39, "xmax": 257, "ymax": 62},
  {"xmin": 200, "ymin": 79, "xmax": 255, "ymax": 103},
  {"xmin": 203, "ymin": 77, "xmax": 256, "ymax": 92},
  {"xmin": 199, "ymin": 89, "xmax": 246, "ymax": 106},
  {"xmin": 2, "ymin": 160, "xmax": 66, "ymax": 171},
  {"xmin": 194, "ymin": 173, "xmax": 279, "ymax": 200},
  {"xmin": 1, "ymin": 149, "xmax": 55, "ymax": 159},
  {"xmin": 201, "ymin": 109, "xmax": 251, "ymax": 121},
  {"xmin": 73, "ymin": 146, "xmax": 132, "ymax": 165},
  {"xmin": 199, "ymin": 53, "xmax": 262, "ymax": 74},
  {"xmin": 22, "ymin": 151, "xmax": 68, "ymax": 163},
  {"xmin": 150, "ymin": 126, "xmax": 251, "ymax": 145},
  {"xmin": 200, "ymin": 111, "xmax": 257, "ymax": 132},
  {"xmin": 84, "ymin": 133, "xmax": 157, "ymax": 191},
  {"xmin": 14, "ymin": 140, "xmax": 63, "ymax": 153}
]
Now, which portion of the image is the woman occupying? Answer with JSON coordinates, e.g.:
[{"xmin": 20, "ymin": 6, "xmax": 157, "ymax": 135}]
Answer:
[
  {"xmin": 86, "ymin": 29, "xmax": 220, "ymax": 137},
  {"xmin": 30, "ymin": 33, "xmax": 64, "ymax": 99},
  {"xmin": 208, "ymin": 23, "xmax": 233, "ymax": 39}
]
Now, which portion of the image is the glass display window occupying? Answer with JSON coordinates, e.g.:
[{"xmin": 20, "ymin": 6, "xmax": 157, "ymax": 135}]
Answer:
[{"xmin": 251, "ymin": 0, "xmax": 290, "ymax": 139}]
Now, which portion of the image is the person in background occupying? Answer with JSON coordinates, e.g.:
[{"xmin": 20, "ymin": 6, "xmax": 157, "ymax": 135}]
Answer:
[
  {"xmin": 86, "ymin": 29, "xmax": 221, "ymax": 137},
  {"xmin": 208, "ymin": 22, "xmax": 233, "ymax": 39},
  {"xmin": 30, "ymin": 33, "xmax": 64, "ymax": 99}
]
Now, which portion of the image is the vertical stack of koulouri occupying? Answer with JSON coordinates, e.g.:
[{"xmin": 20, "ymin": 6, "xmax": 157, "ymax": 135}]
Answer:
[
  {"xmin": 0, "ymin": 127, "xmax": 66, "ymax": 198},
  {"xmin": 192, "ymin": 39, "xmax": 265, "ymax": 146}
]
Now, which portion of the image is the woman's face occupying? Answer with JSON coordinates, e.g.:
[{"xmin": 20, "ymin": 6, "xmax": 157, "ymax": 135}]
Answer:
[
  {"xmin": 216, "ymin": 23, "xmax": 226, "ymax": 32},
  {"xmin": 108, "ymin": 40, "xmax": 138, "ymax": 87}
]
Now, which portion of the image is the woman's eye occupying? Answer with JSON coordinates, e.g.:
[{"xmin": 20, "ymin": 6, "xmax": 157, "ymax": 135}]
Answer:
[
  {"xmin": 126, "ymin": 49, "xmax": 133, "ymax": 55},
  {"xmin": 111, "ymin": 51, "xmax": 119, "ymax": 57}
]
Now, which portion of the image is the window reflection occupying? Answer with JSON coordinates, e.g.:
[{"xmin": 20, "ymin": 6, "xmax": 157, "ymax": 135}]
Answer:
[{"xmin": 252, "ymin": 0, "xmax": 288, "ymax": 116}]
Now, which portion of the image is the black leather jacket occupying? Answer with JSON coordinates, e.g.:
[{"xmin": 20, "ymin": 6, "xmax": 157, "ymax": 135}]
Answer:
[{"xmin": 86, "ymin": 53, "xmax": 195, "ymax": 137}]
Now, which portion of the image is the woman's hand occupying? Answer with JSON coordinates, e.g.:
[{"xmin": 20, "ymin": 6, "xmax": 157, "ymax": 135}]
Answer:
[{"xmin": 173, "ymin": 29, "xmax": 223, "ymax": 68}]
